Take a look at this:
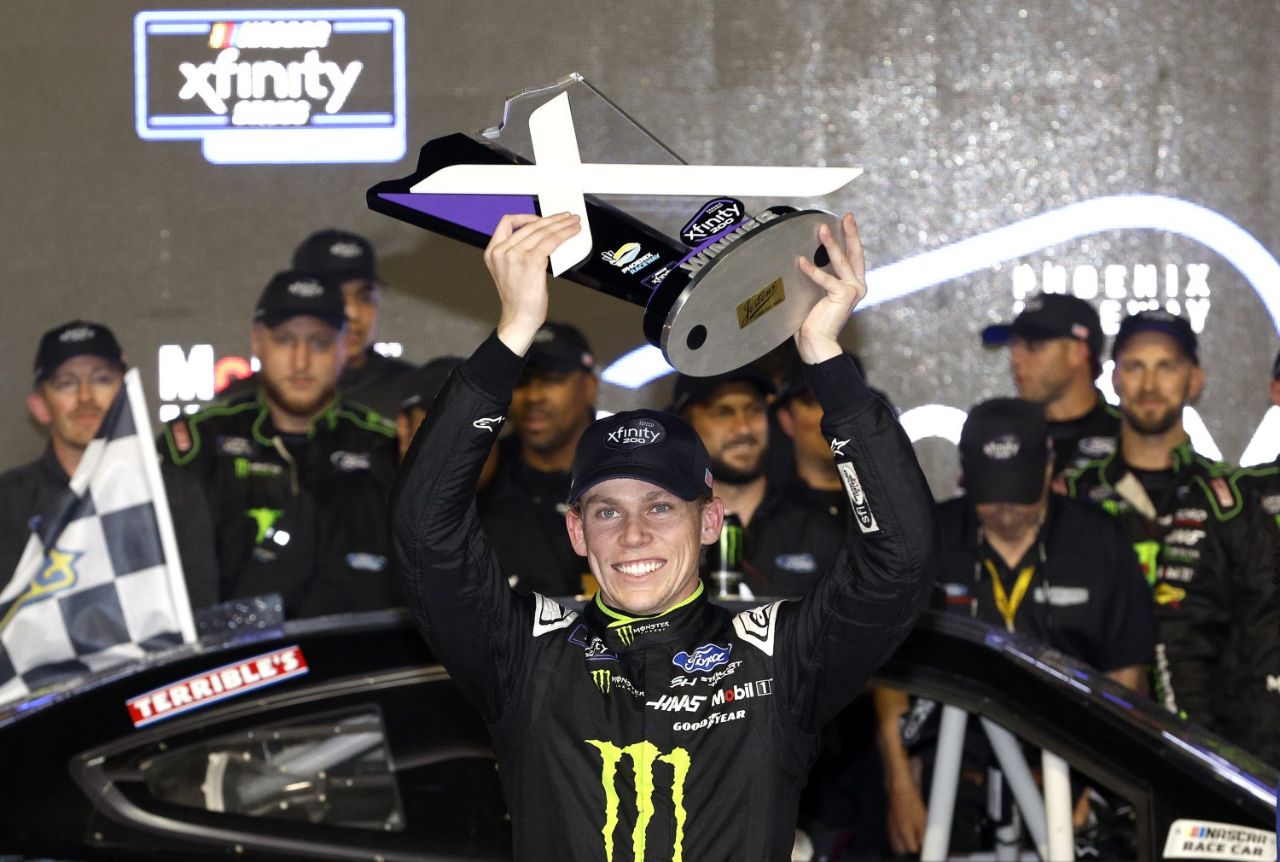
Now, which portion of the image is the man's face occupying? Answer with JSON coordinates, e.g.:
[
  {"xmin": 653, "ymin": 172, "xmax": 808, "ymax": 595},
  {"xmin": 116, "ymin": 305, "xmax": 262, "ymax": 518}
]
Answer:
[
  {"xmin": 777, "ymin": 393, "xmax": 828, "ymax": 469},
  {"xmin": 1112, "ymin": 331, "xmax": 1203, "ymax": 436},
  {"xmin": 1008, "ymin": 336, "xmax": 1085, "ymax": 404},
  {"xmin": 566, "ymin": 478, "xmax": 723, "ymax": 616},
  {"xmin": 340, "ymin": 278, "xmax": 380, "ymax": 358},
  {"xmin": 252, "ymin": 316, "xmax": 346, "ymax": 422},
  {"xmin": 27, "ymin": 356, "xmax": 123, "ymax": 451},
  {"xmin": 683, "ymin": 383, "xmax": 768, "ymax": 484},
  {"xmin": 974, "ymin": 500, "xmax": 1045, "ymax": 545},
  {"xmin": 510, "ymin": 367, "xmax": 598, "ymax": 457}
]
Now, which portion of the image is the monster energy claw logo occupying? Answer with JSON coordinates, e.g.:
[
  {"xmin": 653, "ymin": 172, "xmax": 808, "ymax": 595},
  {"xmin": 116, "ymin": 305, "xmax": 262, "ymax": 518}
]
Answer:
[
  {"xmin": 586, "ymin": 740, "xmax": 691, "ymax": 862},
  {"xmin": 593, "ymin": 669, "xmax": 612, "ymax": 693}
]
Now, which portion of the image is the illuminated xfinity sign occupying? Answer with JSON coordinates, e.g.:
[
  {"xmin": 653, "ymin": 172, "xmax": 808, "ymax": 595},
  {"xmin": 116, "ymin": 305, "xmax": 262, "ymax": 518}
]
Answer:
[{"xmin": 134, "ymin": 9, "xmax": 406, "ymax": 164}]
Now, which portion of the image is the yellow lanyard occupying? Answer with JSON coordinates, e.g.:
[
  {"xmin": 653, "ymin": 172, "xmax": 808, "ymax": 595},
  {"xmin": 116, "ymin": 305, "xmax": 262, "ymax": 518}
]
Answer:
[{"xmin": 984, "ymin": 558, "xmax": 1036, "ymax": 633}]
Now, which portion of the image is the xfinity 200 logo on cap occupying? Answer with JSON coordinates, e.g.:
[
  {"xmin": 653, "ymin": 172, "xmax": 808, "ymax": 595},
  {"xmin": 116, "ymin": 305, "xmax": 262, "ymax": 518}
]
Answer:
[
  {"xmin": 605, "ymin": 417, "xmax": 665, "ymax": 449},
  {"xmin": 134, "ymin": 9, "xmax": 405, "ymax": 164}
]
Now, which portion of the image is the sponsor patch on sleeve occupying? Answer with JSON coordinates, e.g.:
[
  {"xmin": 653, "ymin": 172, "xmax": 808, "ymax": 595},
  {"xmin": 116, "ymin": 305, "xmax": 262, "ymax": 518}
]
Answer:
[
  {"xmin": 532, "ymin": 593, "xmax": 578, "ymax": 637},
  {"xmin": 733, "ymin": 600, "xmax": 783, "ymax": 657},
  {"xmin": 126, "ymin": 645, "xmax": 308, "ymax": 728},
  {"xmin": 837, "ymin": 462, "xmax": 880, "ymax": 533}
]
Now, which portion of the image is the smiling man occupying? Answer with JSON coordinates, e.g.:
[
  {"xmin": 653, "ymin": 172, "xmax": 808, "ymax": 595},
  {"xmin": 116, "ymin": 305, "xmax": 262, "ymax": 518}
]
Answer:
[
  {"xmin": 1063, "ymin": 310, "xmax": 1277, "ymax": 752},
  {"xmin": 392, "ymin": 211, "xmax": 938, "ymax": 861},
  {"xmin": 160, "ymin": 271, "xmax": 400, "ymax": 619}
]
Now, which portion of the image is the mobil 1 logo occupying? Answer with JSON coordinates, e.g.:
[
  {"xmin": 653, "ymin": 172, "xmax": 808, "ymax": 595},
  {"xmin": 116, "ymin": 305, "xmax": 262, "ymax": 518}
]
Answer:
[{"xmin": 134, "ymin": 9, "xmax": 405, "ymax": 164}]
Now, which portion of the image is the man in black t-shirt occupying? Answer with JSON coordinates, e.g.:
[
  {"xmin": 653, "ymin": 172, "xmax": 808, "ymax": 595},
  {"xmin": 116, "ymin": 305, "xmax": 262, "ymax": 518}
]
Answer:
[
  {"xmin": 878, "ymin": 397, "xmax": 1152, "ymax": 855},
  {"xmin": 983, "ymin": 293, "xmax": 1120, "ymax": 475},
  {"xmin": 477, "ymin": 321, "xmax": 597, "ymax": 596}
]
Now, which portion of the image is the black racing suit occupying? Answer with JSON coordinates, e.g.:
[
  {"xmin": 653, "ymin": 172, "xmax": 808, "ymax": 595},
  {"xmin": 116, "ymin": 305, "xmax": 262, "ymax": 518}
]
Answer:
[
  {"xmin": 159, "ymin": 392, "xmax": 402, "ymax": 619},
  {"xmin": 1063, "ymin": 442, "xmax": 1278, "ymax": 754},
  {"xmin": 0, "ymin": 445, "xmax": 220, "ymax": 611},
  {"xmin": 391, "ymin": 332, "xmax": 939, "ymax": 862},
  {"xmin": 1228, "ymin": 459, "xmax": 1280, "ymax": 764}
]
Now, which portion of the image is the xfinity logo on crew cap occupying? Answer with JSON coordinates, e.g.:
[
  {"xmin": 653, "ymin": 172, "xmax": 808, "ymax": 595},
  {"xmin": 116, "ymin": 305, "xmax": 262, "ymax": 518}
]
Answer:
[
  {"xmin": 605, "ymin": 417, "xmax": 665, "ymax": 449},
  {"xmin": 329, "ymin": 241, "xmax": 363, "ymax": 258},
  {"xmin": 983, "ymin": 434, "xmax": 1021, "ymax": 460},
  {"xmin": 287, "ymin": 279, "xmax": 326, "ymax": 298},
  {"xmin": 59, "ymin": 327, "xmax": 96, "ymax": 343}
]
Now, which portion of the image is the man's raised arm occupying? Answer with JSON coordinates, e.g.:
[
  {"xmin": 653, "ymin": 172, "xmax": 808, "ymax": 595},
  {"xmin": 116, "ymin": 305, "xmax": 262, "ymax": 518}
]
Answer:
[
  {"xmin": 391, "ymin": 213, "xmax": 581, "ymax": 722},
  {"xmin": 771, "ymin": 215, "xmax": 940, "ymax": 731}
]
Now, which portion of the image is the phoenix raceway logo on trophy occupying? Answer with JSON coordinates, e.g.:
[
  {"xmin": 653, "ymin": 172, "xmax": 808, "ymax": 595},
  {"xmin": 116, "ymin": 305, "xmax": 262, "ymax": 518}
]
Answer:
[{"xmin": 134, "ymin": 9, "xmax": 405, "ymax": 164}]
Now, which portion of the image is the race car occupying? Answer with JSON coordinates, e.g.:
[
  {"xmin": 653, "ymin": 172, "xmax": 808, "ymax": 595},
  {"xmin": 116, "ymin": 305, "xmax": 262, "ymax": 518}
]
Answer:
[{"xmin": 0, "ymin": 607, "xmax": 1274, "ymax": 861}]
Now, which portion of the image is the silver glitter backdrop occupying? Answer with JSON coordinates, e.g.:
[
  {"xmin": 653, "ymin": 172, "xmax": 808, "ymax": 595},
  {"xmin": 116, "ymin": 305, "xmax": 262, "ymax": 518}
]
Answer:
[{"xmin": 2, "ymin": 0, "xmax": 1277, "ymax": 499}]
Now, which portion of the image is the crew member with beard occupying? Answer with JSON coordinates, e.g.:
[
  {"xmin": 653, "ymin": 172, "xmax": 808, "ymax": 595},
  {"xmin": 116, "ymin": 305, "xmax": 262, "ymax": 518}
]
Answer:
[
  {"xmin": 477, "ymin": 321, "xmax": 598, "ymax": 596},
  {"xmin": 1063, "ymin": 311, "xmax": 1277, "ymax": 745},
  {"xmin": 160, "ymin": 272, "xmax": 400, "ymax": 618},
  {"xmin": 669, "ymin": 367, "xmax": 780, "ymax": 594},
  {"xmin": 0, "ymin": 321, "xmax": 218, "ymax": 610}
]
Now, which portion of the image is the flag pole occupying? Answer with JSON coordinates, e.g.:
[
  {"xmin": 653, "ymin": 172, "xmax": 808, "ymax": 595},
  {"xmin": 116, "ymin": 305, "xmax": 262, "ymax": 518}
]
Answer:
[{"xmin": 124, "ymin": 369, "xmax": 197, "ymax": 643}]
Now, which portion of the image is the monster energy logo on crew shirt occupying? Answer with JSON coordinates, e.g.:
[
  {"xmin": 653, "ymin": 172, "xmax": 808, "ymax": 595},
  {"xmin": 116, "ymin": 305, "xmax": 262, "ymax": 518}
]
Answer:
[
  {"xmin": 593, "ymin": 669, "xmax": 612, "ymax": 693},
  {"xmin": 586, "ymin": 740, "xmax": 691, "ymax": 862}
]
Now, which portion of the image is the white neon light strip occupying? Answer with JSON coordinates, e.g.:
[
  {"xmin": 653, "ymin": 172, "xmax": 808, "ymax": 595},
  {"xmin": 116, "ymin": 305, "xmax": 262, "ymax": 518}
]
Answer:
[
  {"xmin": 150, "ymin": 116, "xmax": 229, "ymax": 127},
  {"xmin": 333, "ymin": 21, "xmax": 393, "ymax": 33},
  {"xmin": 1240, "ymin": 406, "xmax": 1280, "ymax": 466},
  {"xmin": 147, "ymin": 23, "xmax": 210, "ymax": 34},
  {"xmin": 311, "ymin": 113, "xmax": 394, "ymax": 125},
  {"xmin": 601, "ymin": 194, "xmax": 1280, "ymax": 389}
]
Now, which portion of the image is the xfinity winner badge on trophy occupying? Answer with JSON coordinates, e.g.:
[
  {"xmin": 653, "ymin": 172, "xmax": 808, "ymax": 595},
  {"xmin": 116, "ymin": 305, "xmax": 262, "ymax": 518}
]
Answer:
[{"xmin": 367, "ymin": 73, "xmax": 861, "ymax": 376}]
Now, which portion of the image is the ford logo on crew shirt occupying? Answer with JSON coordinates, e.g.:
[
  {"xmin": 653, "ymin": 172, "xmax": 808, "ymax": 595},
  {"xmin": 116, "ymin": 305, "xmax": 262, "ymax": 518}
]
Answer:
[{"xmin": 672, "ymin": 643, "xmax": 732, "ymax": 673}]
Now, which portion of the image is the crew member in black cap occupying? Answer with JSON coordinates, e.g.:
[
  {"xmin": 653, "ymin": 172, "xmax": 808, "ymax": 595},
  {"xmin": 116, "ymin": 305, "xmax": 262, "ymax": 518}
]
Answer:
[
  {"xmin": 669, "ymin": 365, "xmax": 781, "ymax": 593},
  {"xmin": 477, "ymin": 320, "xmax": 598, "ymax": 596},
  {"xmin": 983, "ymin": 293, "xmax": 1120, "ymax": 475},
  {"xmin": 1, "ymin": 321, "xmax": 218, "ymax": 610},
  {"xmin": 223, "ymin": 229, "xmax": 413, "ymax": 417},
  {"xmin": 1062, "ymin": 311, "xmax": 1277, "ymax": 757},
  {"xmin": 876, "ymin": 397, "xmax": 1153, "ymax": 856},
  {"xmin": 159, "ymin": 272, "xmax": 401, "ymax": 619},
  {"xmin": 390, "ymin": 209, "xmax": 937, "ymax": 862}
]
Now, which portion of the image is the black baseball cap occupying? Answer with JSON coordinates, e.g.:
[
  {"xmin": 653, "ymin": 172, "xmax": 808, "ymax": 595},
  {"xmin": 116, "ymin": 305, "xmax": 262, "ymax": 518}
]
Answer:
[
  {"xmin": 524, "ymin": 322, "xmax": 594, "ymax": 373},
  {"xmin": 959, "ymin": 398, "xmax": 1051, "ymax": 505},
  {"xmin": 292, "ymin": 229, "xmax": 380, "ymax": 284},
  {"xmin": 669, "ymin": 366, "xmax": 775, "ymax": 413},
  {"xmin": 1112, "ymin": 310, "xmax": 1198, "ymax": 364},
  {"xmin": 399, "ymin": 356, "xmax": 463, "ymax": 414},
  {"xmin": 569, "ymin": 409, "xmax": 714, "ymax": 504},
  {"xmin": 981, "ymin": 293, "xmax": 1104, "ymax": 360},
  {"xmin": 254, "ymin": 270, "xmax": 347, "ymax": 330},
  {"xmin": 33, "ymin": 320, "xmax": 126, "ymax": 384}
]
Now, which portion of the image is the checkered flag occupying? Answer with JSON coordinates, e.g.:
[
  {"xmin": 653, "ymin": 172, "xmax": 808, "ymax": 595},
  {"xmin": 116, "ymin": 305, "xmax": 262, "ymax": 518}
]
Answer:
[{"xmin": 0, "ymin": 369, "xmax": 196, "ymax": 705}]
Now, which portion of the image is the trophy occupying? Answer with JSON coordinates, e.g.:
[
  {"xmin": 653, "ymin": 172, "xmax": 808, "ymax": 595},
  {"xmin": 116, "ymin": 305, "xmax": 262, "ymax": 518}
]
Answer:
[{"xmin": 368, "ymin": 73, "xmax": 861, "ymax": 377}]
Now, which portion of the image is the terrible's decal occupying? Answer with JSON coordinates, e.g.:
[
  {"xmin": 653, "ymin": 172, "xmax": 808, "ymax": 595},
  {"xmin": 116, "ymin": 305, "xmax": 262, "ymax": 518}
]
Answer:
[{"xmin": 126, "ymin": 645, "xmax": 308, "ymax": 728}]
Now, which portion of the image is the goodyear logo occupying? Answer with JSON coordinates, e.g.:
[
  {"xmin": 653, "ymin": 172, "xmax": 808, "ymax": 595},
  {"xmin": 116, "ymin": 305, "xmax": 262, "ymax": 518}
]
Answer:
[{"xmin": 134, "ymin": 9, "xmax": 405, "ymax": 164}]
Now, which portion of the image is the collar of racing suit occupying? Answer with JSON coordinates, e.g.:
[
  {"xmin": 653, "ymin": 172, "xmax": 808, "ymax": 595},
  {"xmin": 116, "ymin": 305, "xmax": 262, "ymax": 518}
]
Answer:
[{"xmin": 584, "ymin": 581, "xmax": 717, "ymax": 651}]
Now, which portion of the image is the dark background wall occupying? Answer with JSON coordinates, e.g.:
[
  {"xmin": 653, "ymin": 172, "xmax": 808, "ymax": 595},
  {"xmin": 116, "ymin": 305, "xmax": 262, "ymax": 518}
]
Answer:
[{"xmin": 3, "ymin": 0, "xmax": 1278, "ymax": 498}]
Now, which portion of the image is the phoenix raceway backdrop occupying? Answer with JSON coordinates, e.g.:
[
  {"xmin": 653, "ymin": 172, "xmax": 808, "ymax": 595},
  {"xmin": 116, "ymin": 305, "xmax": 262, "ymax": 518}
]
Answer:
[{"xmin": 2, "ymin": 0, "xmax": 1278, "ymax": 499}]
